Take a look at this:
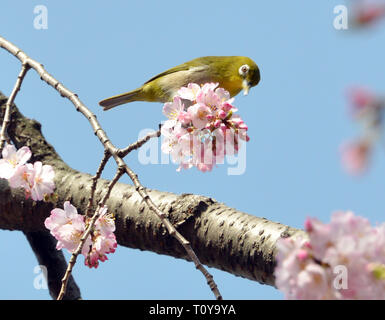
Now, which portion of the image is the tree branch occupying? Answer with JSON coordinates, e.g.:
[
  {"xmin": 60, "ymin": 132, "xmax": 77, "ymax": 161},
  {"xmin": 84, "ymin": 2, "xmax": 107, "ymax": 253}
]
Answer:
[
  {"xmin": 0, "ymin": 63, "xmax": 29, "ymax": 153},
  {"xmin": 0, "ymin": 91, "xmax": 306, "ymax": 288},
  {"xmin": 0, "ymin": 35, "xmax": 222, "ymax": 300},
  {"xmin": 24, "ymin": 230, "xmax": 81, "ymax": 300}
]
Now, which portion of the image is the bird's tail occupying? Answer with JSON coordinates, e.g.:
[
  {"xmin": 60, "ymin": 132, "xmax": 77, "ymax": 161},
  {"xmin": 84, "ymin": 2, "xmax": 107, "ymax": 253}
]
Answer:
[{"xmin": 99, "ymin": 88, "xmax": 144, "ymax": 110}]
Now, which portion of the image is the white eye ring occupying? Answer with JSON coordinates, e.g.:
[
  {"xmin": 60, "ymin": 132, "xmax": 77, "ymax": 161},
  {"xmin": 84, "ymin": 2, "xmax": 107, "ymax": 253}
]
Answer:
[{"xmin": 239, "ymin": 64, "xmax": 250, "ymax": 76}]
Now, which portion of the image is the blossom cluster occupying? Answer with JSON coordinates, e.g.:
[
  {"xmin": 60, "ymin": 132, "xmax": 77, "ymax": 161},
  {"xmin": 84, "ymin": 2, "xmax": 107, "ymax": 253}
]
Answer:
[
  {"xmin": 0, "ymin": 144, "xmax": 55, "ymax": 200},
  {"xmin": 161, "ymin": 83, "xmax": 249, "ymax": 172},
  {"xmin": 45, "ymin": 201, "xmax": 117, "ymax": 268},
  {"xmin": 275, "ymin": 211, "xmax": 385, "ymax": 299},
  {"xmin": 0, "ymin": 144, "xmax": 117, "ymax": 268},
  {"xmin": 341, "ymin": 87, "xmax": 384, "ymax": 175}
]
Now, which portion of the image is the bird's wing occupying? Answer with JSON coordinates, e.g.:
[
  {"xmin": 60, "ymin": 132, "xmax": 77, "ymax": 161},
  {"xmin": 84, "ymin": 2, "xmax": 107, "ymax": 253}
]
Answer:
[{"xmin": 143, "ymin": 63, "xmax": 192, "ymax": 85}]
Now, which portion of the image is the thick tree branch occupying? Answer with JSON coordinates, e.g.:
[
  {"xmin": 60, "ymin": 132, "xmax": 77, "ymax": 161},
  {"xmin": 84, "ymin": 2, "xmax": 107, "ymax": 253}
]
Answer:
[
  {"xmin": 0, "ymin": 92, "xmax": 306, "ymax": 287},
  {"xmin": 24, "ymin": 230, "xmax": 81, "ymax": 300}
]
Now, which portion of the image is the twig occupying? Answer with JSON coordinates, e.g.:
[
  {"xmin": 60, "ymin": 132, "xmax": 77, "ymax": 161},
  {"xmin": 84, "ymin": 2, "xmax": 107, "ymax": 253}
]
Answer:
[
  {"xmin": 24, "ymin": 230, "xmax": 82, "ymax": 300},
  {"xmin": 0, "ymin": 35, "xmax": 222, "ymax": 300},
  {"xmin": 57, "ymin": 168, "xmax": 124, "ymax": 300},
  {"xmin": 0, "ymin": 63, "xmax": 30, "ymax": 153},
  {"xmin": 118, "ymin": 128, "xmax": 161, "ymax": 158},
  {"xmin": 85, "ymin": 149, "xmax": 111, "ymax": 217},
  {"xmin": 123, "ymin": 164, "xmax": 223, "ymax": 299}
]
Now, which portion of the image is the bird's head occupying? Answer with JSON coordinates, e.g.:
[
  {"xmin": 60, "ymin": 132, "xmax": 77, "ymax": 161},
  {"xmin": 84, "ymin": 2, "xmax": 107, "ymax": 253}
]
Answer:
[{"xmin": 235, "ymin": 57, "xmax": 261, "ymax": 95}]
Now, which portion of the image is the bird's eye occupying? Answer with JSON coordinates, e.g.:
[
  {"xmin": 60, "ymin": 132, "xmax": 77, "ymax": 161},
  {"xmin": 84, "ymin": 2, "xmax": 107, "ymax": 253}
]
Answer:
[{"xmin": 239, "ymin": 64, "xmax": 250, "ymax": 76}]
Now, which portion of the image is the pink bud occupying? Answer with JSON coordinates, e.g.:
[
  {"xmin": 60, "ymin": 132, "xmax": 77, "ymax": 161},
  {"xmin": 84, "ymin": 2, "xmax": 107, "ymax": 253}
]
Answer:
[
  {"xmin": 304, "ymin": 218, "xmax": 313, "ymax": 232},
  {"xmin": 231, "ymin": 118, "xmax": 244, "ymax": 128},
  {"xmin": 239, "ymin": 123, "xmax": 248, "ymax": 131},
  {"xmin": 347, "ymin": 87, "xmax": 376, "ymax": 114},
  {"xmin": 296, "ymin": 249, "xmax": 308, "ymax": 261},
  {"xmin": 222, "ymin": 102, "xmax": 233, "ymax": 112},
  {"xmin": 355, "ymin": 5, "xmax": 385, "ymax": 26},
  {"xmin": 214, "ymin": 119, "xmax": 221, "ymax": 128},
  {"xmin": 304, "ymin": 241, "xmax": 312, "ymax": 249},
  {"xmin": 218, "ymin": 110, "xmax": 227, "ymax": 119},
  {"xmin": 206, "ymin": 114, "xmax": 214, "ymax": 121}
]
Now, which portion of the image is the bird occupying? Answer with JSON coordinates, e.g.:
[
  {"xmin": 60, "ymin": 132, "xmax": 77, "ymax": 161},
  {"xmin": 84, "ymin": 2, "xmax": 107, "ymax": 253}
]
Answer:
[{"xmin": 99, "ymin": 56, "xmax": 260, "ymax": 110}]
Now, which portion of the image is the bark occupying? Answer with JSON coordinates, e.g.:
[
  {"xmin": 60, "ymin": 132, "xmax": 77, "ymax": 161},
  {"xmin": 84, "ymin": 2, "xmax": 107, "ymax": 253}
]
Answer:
[
  {"xmin": 0, "ymin": 91, "xmax": 306, "ymax": 289},
  {"xmin": 24, "ymin": 230, "xmax": 81, "ymax": 300}
]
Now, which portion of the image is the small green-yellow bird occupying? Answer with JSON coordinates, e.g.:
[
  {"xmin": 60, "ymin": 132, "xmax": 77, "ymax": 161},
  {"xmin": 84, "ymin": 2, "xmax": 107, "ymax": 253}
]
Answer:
[{"xmin": 99, "ymin": 56, "xmax": 260, "ymax": 110}]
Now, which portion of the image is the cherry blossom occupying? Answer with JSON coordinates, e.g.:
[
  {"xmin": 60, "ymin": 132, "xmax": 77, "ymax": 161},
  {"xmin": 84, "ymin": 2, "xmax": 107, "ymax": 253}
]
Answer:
[
  {"xmin": 45, "ymin": 201, "xmax": 90, "ymax": 254},
  {"xmin": 353, "ymin": 2, "xmax": 385, "ymax": 26},
  {"xmin": 0, "ymin": 144, "xmax": 31, "ymax": 179},
  {"xmin": 44, "ymin": 202, "xmax": 117, "ymax": 268},
  {"xmin": 341, "ymin": 86, "xmax": 384, "ymax": 175},
  {"xmin": 0, "ymin": 144, "xmax": 55, "ymax": 200},
  {"xmin": 161, "ymin": 83, "xmax": 249, "ymax": 172},
  {"xmin": 340, "ymin": 140, "xmax": 371, "ymax": 175},
  {"xmin": 275, "ymin": 211, "xmax": 385, "ymax": 299},
  {"xmin": 28, "ymin": 161, "xmax": 55, "ymax": 201}
]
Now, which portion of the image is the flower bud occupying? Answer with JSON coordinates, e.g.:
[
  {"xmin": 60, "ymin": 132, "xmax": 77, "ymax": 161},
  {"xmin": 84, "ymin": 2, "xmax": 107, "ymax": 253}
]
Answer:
[
  {"xmin": 214, "ymin": 119, "xmax": 221, "ymax": 128},
  {"xmin": 239, "ymin": 123, "xmax": 248, "ymax": 131},
  {"xmin": 218, "ymin": 110, "xmax": 227, "ymax": 119},
  {"xmin": 221, "ymin": 102, "xmax": 233, "ymax": 112}
]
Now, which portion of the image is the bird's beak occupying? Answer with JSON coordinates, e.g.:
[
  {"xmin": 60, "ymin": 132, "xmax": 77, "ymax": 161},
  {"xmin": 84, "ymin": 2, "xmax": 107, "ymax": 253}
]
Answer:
[{"xmin": 242, "ymin": 79, "xmax": 250, "ymax": 96}]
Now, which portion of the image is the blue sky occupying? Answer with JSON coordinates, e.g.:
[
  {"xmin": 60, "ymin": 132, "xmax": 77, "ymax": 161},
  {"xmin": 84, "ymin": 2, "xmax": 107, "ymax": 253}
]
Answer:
[{"xmin": 1, "ymin": 1, "xmax": 385, "ymax": 300}]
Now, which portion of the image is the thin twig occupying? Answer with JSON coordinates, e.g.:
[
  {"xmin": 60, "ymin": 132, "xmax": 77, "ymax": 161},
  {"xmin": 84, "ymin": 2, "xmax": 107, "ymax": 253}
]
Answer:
[
  {"xmin": 57, "ymin": 168, "xmax": 124, "ymax": 300},
  {"xmin": 0, "ymin": 63, "xmax": 30, "ymax": 153},
  {"xmin": 0, "ymin": 35, "xmax": 222, "ymax": 300},
  {"xmin": 118, "ymin": 128, "xmax": 161, "ymax": 158},
  {"xmin": 123, "ymin": 164, "xmax": 223, "ymax": 299},
  {"xmin": 24, "ymin": 230, "xmax": 82, "ymax": 300},
  {"xmin": 85, "ymin": 149, "xmax": 111, "ymax": 217}
]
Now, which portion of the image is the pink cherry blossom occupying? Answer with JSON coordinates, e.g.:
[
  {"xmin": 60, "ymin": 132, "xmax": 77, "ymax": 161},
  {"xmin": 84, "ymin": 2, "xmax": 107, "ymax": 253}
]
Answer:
[
  {"xmin": 295, "ymin": 263, "xmax": 330, "ymax": 300},
  {"xmin": 163, "ymin": 96, "xmax": 192, "ymax": 125},
  {"xmin": 0, "ymin": 144, "xmax": 56, "ymax": 200},
  {"xmin": 188, "ymin": 103, "xmax": 212, "ymax": 129},
  {"xmin": 28, "ymin": 161, "xmax": 55, "ymax": 201},
  {"xmin": 163, "ymin": 96, "xmax": 184, "ymax": 119},
  {"xmin": 45, "ymin": 202, "xmax": 118, "ymax": 268},
  {"xmin": 0, "ymin": 144, "xmax": 31, "ymax": 179},
  {"xmin": 192, "ymin": 140, "xmax": 215, "ymax": 172},
  {"xmin": 221, "ymin": 102, "xmax": 234, "ymax": 113},
  {"xmin": 217, "ymin": 110, "xmax": 227, "ymax": 120},
  {"xmin": 343, "ymin": 84, "xmax": 384, "ymax": 175},
  {"xmin": 85, "ymin": 233, "xmax": 117, "ymax": 268},
  {"xmin": 161, "ymin": 83, "xmax": 250, "ymax": 172},
  {"xmin": 8, "ymin": 163, "xmax": 34, "ymax": 190},
  {"xmin": 341, "ymin": 140, "xmax": 370, "ymax": 175},
  {"xmin": 161, "ymin": 122, "xmax": 188, "ymax": 155},
  {"xmin": 275, "ymin": 211, "xmax": 385, "ymax": 300},
  {"xmin": 45, "ymin": 201, "xmax": 90, "ymax": 254},
  {"xmin": 347, "ymin": 87, "xmax": 376, "ymax": 112},
  {"xmin": 353, "ymin": 3, "xmax": 385, "ymax": 26},
  {"xmin": 177, "ymin": 83, "xmax": 201, "ymax": 101},
  {"xmin": 222, "ymin": 128, "xmax": 239, "ymax": 156},
  {"xmin": 95, "ymin": 206, "xmax": 116, "ymax": 235},
  {"xmin": 84, "ymin": 206, "xmax": 118, "ymax": 268}
]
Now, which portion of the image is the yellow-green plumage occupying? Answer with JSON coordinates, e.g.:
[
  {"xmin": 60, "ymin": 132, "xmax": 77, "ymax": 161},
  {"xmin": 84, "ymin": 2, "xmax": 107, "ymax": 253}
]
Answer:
[{"xmin": 99, "ymin": 56, "xmax": 260, "ymax": 110}]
